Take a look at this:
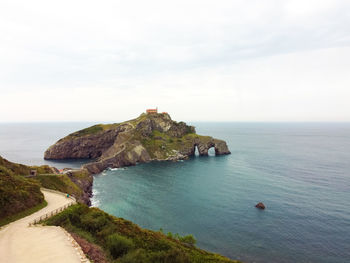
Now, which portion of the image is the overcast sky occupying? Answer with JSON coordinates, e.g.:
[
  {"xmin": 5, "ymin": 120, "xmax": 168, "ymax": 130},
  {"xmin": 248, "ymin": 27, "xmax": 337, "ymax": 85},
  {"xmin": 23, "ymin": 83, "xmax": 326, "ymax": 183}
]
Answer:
[{"xmin": 0, "ymin": 0, "xmax": 349, "ymax": 122}]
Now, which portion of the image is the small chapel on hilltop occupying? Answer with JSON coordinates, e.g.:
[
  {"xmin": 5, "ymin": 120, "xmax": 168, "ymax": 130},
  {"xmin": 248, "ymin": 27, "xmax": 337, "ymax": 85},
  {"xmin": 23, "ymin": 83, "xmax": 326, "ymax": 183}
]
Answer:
[
  {"xmin": 146, "ymin": 108, "xmax": 158, "ymax": 114},
  {"xmin": 146, "ymin": 108, "xmax": 168, "ymax": 115}
]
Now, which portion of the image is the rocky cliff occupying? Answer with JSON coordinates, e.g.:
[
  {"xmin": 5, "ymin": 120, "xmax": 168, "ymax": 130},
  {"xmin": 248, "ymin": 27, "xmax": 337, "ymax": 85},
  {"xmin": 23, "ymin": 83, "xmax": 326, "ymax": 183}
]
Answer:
[{"xmin": 44, "ymin": 113, "xmax": 231, "ymax": 174}]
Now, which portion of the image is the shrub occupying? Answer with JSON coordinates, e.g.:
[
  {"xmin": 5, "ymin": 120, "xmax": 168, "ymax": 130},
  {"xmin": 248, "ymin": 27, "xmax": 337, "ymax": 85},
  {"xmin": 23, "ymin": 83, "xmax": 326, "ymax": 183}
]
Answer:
[
  {"xmin": 46, "ymin": 210, "xmax": 70, "ymax": 226},
  {"xmin": 81, "ymin": 211, "xmax": 108, "ymax": 233},
  {"xmin": 151, "ymin": 248, "xmax": 191, "ymax": 263},
  {"xmin": 0, "ymin": 172, "xmax": 44, "ymax": 220},
  {"xmin": 0, "ymin": 165, "xmax": 14, "ymax": 176},
  {"xmin": 106, "ymin": 233, "xmax": 134, "ymax": 258},
  {"xmin": 45, "ymin": 204, "xmax": 239, "ymax": 263},
  {"xmin": 69, "ymin": 213, "xmax": 81, "ymax": 226},
  {"xmin": 179, "ymin": 234, "xmax": 196, "ymax": 246},
  {"xmin": 119, "ymin": 249, "xmax": 149, "ymax": 263},
  {"xmin": 120, "ymin": 248, "xmax": 191, "ymax": 263},
  {"xmin": 166, "ymin": 232, "xmax": 197, "ymax": 246},
  {"xmin": 96, "ymin": 223, "xmax": 117, "ymax": 241}
]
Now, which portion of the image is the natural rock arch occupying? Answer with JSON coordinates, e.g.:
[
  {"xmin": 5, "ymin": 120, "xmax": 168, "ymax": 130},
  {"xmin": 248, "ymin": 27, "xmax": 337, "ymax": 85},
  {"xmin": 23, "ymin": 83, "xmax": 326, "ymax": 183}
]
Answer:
[
  {"xmin": 191, "ymin": 139, "xmax": 229, "ymax": 157},
  {"xmin": 193, "ymin": 144, "xmax": 200, "ymax": 156},
  {"xmin": 208, "ymin": 146, "xmax": 216, "ymax": 156}
]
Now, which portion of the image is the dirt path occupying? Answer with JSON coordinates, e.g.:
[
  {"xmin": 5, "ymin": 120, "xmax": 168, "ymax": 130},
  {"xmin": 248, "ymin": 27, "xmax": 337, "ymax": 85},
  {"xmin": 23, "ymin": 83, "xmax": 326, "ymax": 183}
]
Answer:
[{"xmin": 0, "ymin": 190, "xmax": 84, "ymax": 263}]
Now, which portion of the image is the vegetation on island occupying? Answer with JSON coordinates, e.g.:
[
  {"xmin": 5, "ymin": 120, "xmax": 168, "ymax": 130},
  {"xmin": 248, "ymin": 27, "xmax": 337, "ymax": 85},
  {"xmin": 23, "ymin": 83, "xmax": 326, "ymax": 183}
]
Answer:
[
  {"xmin": 138, "ymin": 130, "xmax": 212, "ymax": 159},
  {"xmin": 65, "ymin": 123, "xmax": 119, "ymax": 139},
  {"xmin": 45, "ymin": 203, "xmax": 240, "ymax": 263}
]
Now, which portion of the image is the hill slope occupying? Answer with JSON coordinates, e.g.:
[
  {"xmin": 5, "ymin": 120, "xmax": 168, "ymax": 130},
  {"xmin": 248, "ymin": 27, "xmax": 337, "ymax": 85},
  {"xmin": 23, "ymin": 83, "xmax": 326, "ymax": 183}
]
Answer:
[
  {"xmin": 46, "ymin": 204, "xmax": 241, "ymax": 263},
  {"xmin": 0, "ymin": 161, "xmax": 44, "ymax": 224},
  {"xmin": 0, "ymin": 156, "xmax": 92, "ymax": 210}
]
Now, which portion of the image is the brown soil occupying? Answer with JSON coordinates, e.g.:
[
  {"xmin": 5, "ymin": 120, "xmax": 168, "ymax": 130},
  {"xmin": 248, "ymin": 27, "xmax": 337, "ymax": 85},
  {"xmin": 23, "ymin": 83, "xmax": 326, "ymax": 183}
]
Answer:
[{"xmin": 70, "ymin": 232, "xmax": 107, "ymax": 263}]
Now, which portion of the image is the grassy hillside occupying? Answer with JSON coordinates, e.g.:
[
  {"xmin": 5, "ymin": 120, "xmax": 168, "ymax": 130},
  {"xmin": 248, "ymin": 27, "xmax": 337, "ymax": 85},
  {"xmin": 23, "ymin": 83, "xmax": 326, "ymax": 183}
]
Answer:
[
  {"xmin": 64, "ymin": 122, "xmax": 121, "ymax": 140},
  {"xmin": 34, "ymin": 169, "xmax": 92, "ymax": 204},
  {"xmin": 35, "ymin": 174, "xmax": 82, "ymax": 196},
  {"xmin": 0, "ymin": 155, "xmax": 91, "ymax": 225},
  {"xmin": 0, "ymin": 165, "xmax": 45, "ymax": 226},
  {"xmin": 138, "ymin": 130, "xmax": 212, "ymax": 159},
  {"xmin": 46, "ymin": 204, "xmax": 240, "ymax": 263},
  {"xmin": 0, "ymin": 155, "xmax": 55, "ymax": 175}
]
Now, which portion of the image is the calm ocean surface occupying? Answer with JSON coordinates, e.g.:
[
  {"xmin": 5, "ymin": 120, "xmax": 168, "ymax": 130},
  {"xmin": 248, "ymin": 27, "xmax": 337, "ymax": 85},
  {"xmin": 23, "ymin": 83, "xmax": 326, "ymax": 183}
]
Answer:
[{"xmin": 1, "ymin": 122, "xmax": 349, "ymax": 263}]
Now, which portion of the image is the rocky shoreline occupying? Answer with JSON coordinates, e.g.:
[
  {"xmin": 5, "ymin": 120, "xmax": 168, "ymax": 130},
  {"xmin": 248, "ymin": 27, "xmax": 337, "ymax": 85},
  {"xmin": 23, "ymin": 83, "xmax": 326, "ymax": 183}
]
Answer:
[{"xmin": 65, "ymin": 169, "xmax": 93, "ymax": 206}]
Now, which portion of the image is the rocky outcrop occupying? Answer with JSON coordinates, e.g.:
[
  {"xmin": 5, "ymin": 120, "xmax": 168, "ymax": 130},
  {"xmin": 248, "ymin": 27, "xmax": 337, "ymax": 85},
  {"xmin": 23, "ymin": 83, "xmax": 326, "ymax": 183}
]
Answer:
[
  {"xmin": 255, "ymin": 202, "xmax": 266, "ymax": 209},
  {"xmin": 193, "ymin": 138, "xmax": 231, "ymax": 156},
  {"xmin": 44, "ymin": 128, "xmax": 120, "ymax": 160},
  {"xmin": 83, "ymin": 141, "xmax": 151, "ymax": 174},
  {"xmin": 66, "ymin": 169, "xmax": 93, "ymax": 206},
  {"xmin": 45, "ymin": 113, "xmax": 231, "ymax": 174}
]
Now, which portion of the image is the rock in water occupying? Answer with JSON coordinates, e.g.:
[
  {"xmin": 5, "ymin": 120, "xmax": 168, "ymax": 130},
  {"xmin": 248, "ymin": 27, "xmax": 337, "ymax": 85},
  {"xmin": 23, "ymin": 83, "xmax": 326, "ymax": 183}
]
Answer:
[
  {"xmin": 44, "ymin": 112, "xmax": 231, "ymax": 174},
  {"xmin": 255, "ymin": 202, "xmax": 266, "ymax": 209}
]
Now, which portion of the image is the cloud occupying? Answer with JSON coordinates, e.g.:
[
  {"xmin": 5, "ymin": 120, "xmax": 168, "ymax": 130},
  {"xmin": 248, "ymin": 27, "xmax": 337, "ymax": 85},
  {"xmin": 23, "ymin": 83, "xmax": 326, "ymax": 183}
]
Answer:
[{"xmin": 0, "ymin": 0, "xmax": 349, "ymax": 121}]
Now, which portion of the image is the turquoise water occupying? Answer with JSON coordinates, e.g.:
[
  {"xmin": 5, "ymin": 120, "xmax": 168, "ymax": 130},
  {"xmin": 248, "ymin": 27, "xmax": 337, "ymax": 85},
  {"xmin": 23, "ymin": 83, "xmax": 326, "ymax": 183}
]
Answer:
[
  {"xmin": 1, "ymin": 122, "xmax": 349, "ymax": 262},
  {"xmin": 91, "ymin": 123, "xmax": 350, "ymax": 263}
]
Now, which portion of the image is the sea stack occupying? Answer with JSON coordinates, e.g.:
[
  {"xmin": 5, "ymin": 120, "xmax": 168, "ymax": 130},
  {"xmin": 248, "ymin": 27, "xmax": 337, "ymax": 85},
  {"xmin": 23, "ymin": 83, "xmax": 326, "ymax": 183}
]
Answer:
[
  {"xmin": 44, "ymin": 111, "xmax": 231, "ymax": 174},
  {"xmin": 255, "ymin": 202, "xmax": 266, "ymax": 209}
]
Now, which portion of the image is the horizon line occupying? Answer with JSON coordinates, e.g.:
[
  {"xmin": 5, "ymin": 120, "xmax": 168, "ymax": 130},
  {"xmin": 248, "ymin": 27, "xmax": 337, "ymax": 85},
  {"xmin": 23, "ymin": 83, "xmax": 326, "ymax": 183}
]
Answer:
[{"xmin": 1, "ymin": 120, "xmax": 350, "ymax": 124}]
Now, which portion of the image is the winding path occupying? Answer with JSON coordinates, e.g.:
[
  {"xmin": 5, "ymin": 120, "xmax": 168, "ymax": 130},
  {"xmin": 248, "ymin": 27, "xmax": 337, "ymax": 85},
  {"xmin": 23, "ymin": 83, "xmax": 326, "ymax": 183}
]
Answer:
[{"xmin": 0, "ymin": 189, "xmax": 85, "ymax": 263}]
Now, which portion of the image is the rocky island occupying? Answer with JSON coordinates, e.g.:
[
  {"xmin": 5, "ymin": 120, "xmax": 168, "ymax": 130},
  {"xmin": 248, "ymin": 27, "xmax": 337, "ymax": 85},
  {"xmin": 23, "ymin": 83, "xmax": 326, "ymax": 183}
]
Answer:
[{"xmin": 44, "ymin": 111, "xmax": 231, "ymax": 174}]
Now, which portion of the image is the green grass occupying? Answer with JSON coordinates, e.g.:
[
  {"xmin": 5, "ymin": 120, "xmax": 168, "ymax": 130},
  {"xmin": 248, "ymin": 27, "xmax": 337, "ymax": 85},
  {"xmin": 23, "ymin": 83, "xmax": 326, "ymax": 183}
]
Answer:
[
  {"xmin": 68, "ymin": 169, "xmax": 91, "ymax": 179},
  {"xmin": 45, "ymin": 204, "xmax": 241, "ymax": 263},
  {"xmin": 64, "ymin": 123, "xmax": 121, "ymax": 140},
  {"xmin": 0, "ymin": 157, "xmax": 31, "ymax": 175},
  {"xmin": 34, "ymin": 174, "xmax": 83, "ymax": 197},
  {"xmin": 0, "ymin": 200, "xmax": 47, "ymax": 227},
  {"xmin": 71, "ymin": 124, "xmax": 104, "ymax": 136},
  {"xmin": 138, "ymin": 131, "xmax": 213, "ymax": 159},
  {"xmin": 32, "ymin": 170, "xmax": 92, "ymax": 203},
  {"xmin": 61, "ymin": 112, "xmax": 192, "ymax": 142},
  {"xmin": 64, "ymin": 113, "xmax": 151, "ymax": 140},
  {"xmin": 0, "ymin": 156, "xmax": 54, "ymax": 176}
]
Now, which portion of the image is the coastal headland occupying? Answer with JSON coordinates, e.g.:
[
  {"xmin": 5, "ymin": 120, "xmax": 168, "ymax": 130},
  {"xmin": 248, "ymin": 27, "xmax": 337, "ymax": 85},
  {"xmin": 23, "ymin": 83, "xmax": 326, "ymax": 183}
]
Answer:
[{"xmin": 0, "ymin": 154, "xmax": 240, "ymax": 262}]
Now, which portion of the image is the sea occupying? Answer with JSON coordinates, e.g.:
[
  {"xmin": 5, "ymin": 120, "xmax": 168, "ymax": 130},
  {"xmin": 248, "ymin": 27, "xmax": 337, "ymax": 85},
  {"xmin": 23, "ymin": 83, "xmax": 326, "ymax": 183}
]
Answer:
[{"xmin": 0, "ymin": 122, "xmax": 349, "ymax": 263}]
